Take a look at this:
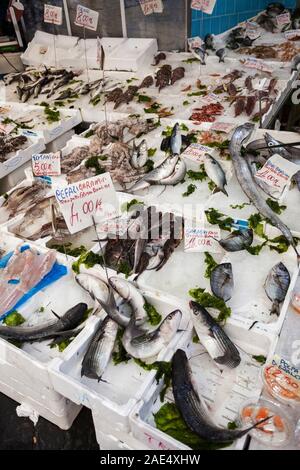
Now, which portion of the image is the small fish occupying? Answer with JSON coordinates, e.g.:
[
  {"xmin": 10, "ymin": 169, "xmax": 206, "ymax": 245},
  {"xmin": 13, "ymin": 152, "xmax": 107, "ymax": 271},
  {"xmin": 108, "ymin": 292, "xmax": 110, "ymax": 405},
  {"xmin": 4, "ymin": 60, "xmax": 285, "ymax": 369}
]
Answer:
[
  {"xmin": 171, "ymin": 67, "xmax": 185, "ymax": 85},
  {"xmin": 204, "ymin": 34, "xmax": 215, "ymax": 50},
  {"xmin": 191, "ymin": 47, "xmax": 207, "ymax": 65},
  {"xmin": 130, "ymin": 139, "xmax": 148, "ymax": 169},
  {"xmin": 81, "ymin": 316, "xmax": 118, "ymax": 381},
  {"xmin": 189, "ymin": 302, "xmax": 241, "ymax": 369},
  {"xmin": 157, "ymin": 159, "xmax": 186, "ymax": 186},
  {"xmin": 108, "ymin": 276, "xmax": 147, "ymax": 326},
  {"xmin": 204, "ymin": 154, "xmax": 228, "ymax": 196},
  {"xmin": 227, "ymin": 82, "xmax": 237, "ymax": 96},
  {"xmin": 234, "ymin": 97, "xmax": 246, "ymax": 117},
  {"xmin": 128, "ymin": 155, "xmax": 179, "ymax": 192},
  {"xmin": 122, "ymin": 309, "xmax": 181, "ymax": 359},
  {"xmin": 152, "ymin": 52, "xmax": 166, "ymax": 66},
  {"xmin": 172, "ymin": 349, "xmax": 271, "ymax": 442},
  {"xmin": 217, "ymin": 229, "xmax": 254, "ymax": 252},
  {"xmin": 245, "ymin": 76, "xmax": 253, "ymax": 92},
  {"xmin": 170, "ymin": 123, "xmax": 182, "ymax": 155},
  {"xmin": 210, "ymin": 263, "xmax": 234, "ymax": 302},
  {"xmin": 245, "ymin": 95, "xmax": 256, "ymax": 116},
  {"xmin": 216, "ymin": 48, "xmax": 226, "ymax": 63},
  {"xmin": 264, "ymin": 262, "xmax": 290, "ymax": 316},
  {"xmin": 139, "ymin": 75, "xmax": 154, "ymax": 89}
]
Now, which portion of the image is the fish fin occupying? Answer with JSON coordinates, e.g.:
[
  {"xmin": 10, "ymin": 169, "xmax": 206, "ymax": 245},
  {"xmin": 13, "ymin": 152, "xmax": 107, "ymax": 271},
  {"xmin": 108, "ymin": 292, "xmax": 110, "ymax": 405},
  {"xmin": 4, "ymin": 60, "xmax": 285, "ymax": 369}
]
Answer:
[
  {"xmin": 51, "ymin": 310, "xmax": 61, "ymax": 320},
  {"xmin": 270, "ymin": 300, "xmax": 280, "ymax": 316},
  {"xmin": 222, "ymin": 187, "xmax": 228, "ymax": 197}
]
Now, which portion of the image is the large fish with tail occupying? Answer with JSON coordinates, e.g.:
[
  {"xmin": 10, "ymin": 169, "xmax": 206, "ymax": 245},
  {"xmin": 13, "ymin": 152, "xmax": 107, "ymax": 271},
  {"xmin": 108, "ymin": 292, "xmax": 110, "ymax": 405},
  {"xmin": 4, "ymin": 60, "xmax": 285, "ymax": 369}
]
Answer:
[
  {"xmin": 172, "ymin": 349, "xmax": 272, "ymax": 443},
  {"xmin": 229, "ymin": 123, "xmax": 300, "ymax": 259}
]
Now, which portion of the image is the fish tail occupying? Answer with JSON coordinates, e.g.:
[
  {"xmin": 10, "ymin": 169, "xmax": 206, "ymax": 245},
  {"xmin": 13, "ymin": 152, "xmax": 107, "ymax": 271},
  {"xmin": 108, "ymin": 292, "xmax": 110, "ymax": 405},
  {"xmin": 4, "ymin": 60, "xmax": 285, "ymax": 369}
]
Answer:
[
  {"xmin": 270, "ymin": 300, "xmax": 280, "ymax": 316},
  {"xmin": 222, "ymin": 187, "xmax": 229, "ymax": 197}
]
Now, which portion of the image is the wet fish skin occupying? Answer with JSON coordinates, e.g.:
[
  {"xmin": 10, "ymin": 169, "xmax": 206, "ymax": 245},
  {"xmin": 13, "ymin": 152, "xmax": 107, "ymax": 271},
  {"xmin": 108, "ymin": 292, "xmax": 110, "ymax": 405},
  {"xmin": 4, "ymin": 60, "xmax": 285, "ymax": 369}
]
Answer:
[
  {"xmin": 75, "ymin": 273, "xmax": 109, "ymax": 304},
  {"xmin": 204, "ymin": 154, "xmax": 228, "ymax": 196},
  {"xmin": 170, "ymin": 123, "xmax": 182, "ymax": 155},
  {"xmin": 210, "ymin": 263, "xmax": 234, "ymax": 302},
  {"xmin": 122, "ymin": 309, "xmax": 181, "ymax": 359},
  {"xmin": 192, "ymin": 47, "xmax": 207, "ymax": 65},
  {"xmin": 216, "ymin": 48, "xmax": 226, "ymax": 63},
  {"xmin": 230, "ymin": 123, "xmax": 299, "ymax": 258},
  {"xmin": 245, "ymin": 96, "xmax": 256, "ymax": 117},
  {"xmin": 217, "ymin": 229, "xmax": 253, "ymax": 252},
  {"xmin": 189, "ymin": 301, "xmax": 241, "ymax": 369},
  {"xmin": 128, "ymin": 155, "xmax": 179, "ymax": 192},
  {"xmin": 0, "ymin": 303, "xmax": 88, "ymax": 342},
  {"xmin": 81, "ymin": 316, "xmax": 118, "ymax": 381},
  {"xmin": 157, "ymin": 158, "xmax": 186, "ymax": 186},
  {"xmin": 264, "ymin": 133, "xmax": 300, "ymax": 162},
  {"xmin": 108, "ymin": 276, "xmax": 147, "ymax": 326},
  {"xmin": 234, "ymin": 97, "xmax": 246, "ymax": 117},
  {"xmin": 172, "ymin": 349, "xmax": 271, "ymax": 442},
  {"xmin": 264, "ymin": 262, "xmax": 290, "ymax": 316},
  {"xmin": 130, "ymin": 139, "xmax": 148, "ymax": 169},
  {"xmin": 204, "ymin": 34, "xmax": 215, "ymax": 50}
]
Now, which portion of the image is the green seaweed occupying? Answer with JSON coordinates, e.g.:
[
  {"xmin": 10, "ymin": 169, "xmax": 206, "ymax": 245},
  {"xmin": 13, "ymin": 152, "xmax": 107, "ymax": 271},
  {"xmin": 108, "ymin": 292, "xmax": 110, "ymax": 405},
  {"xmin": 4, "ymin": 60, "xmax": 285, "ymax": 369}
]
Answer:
[
  {"xmin": 143, "ymin": 301, "xmax": 162, "ymax": 326},
  {"xmin": 189, "ymin": 288, "xmax": 231, "ymax": 323},
  {"xmin": 3, "ymin": 311, "xmax": 25, "ymax": 327},
  {"xmin": 204, "ymin": 252, "xmax": 218, "ymax": 279}
]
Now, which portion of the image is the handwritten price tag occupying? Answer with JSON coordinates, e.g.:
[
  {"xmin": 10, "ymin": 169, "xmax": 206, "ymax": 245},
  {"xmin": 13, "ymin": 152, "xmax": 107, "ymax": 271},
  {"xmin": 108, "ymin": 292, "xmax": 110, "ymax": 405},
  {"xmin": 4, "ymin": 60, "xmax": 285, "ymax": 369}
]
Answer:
[
  {"xmin": 184, "ymin": 224, "xmax": 221, "ymax": 253},
  {"xmin": 255, "ymin": 154, "xmax": 299, "ymax": 198},
  {"xmin": 44, "ymin": 5, "xmax": 62, "ymax": 25},
  {"xmin": 0, "ymin": 122, "xmax": 16, "ymax": 134},
  {"xmin": 245, "ymin": 21, "xmax": 260, "ymax": 40},
  {"xmin": 75, "ymin": 5, "xmax": 99, "ymax": 31},
  {"xmin": 201, "ymin": 93, "xmax": 219, "ymax": 105},
  {"xmin": 55, "ymin": 173, "xmax": 119, "ymax": 234},
  {"xmin": 181, "ymin": 143, "xmax": 210, "ymax": 163},
  {"xmin": 32, "ymin": 152, "xmax": 61, "ymax": 177},
  {"xmin": 244, "ymin": 58, "xmax": 273, "ymax": 74},
  {"xmin": 191, "ymin": 0, "xmax": 217, "ymax": 15},
  {"xmin": 210, "ymin": 121, "xmax": 235, "ymax": 133},
  {"xmin": 139, "ymin": 0, "xmax": 163, "ymax": 15},
  {"xmin": 276, "ymin": 12, "xmax": 291, "ymax": 27}
]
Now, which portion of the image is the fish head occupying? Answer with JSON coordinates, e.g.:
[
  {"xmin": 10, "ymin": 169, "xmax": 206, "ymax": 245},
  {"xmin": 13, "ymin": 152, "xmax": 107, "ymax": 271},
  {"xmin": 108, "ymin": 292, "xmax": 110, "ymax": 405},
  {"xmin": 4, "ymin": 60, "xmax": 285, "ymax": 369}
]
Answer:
[
  {"xmin": 62, "ymin": 302, "xmax": 88, "ymax": 325},
  {"xmin": 242, "ymin": 228, "xmax": 254, "ymax": 245},
  {"xmin": 233, "ymin": 122, "xmax": 255, "ymax": 145},
  {"xmin": 189, "ymin": 301, "xmax": 212, "ymax": 325},
  {"xmin": 109, "ymin": 276, "xmax": 131, "ymax": 301},
  {"xmin": 160, "ymin": 309, "xmax": 182, "ymax": 338},
  {"xmin": 221, "ymin": 262, "xmax": 233, "ymax": 275}
]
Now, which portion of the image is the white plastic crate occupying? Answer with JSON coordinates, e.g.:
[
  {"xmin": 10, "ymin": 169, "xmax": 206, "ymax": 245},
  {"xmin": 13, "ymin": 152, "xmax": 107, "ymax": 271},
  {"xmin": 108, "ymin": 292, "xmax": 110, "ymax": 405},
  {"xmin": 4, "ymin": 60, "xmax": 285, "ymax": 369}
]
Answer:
[
  {"xmin": 129, "ymin": 321, "xmax": 278, "ymax": 451},
  {"xmin": 0, "ymin": 234, "xmax": 98, "ymax": 428},
  {"xmin": 49, "ymin": 282, "xmax": 191, "ymax": 436},
  {"xmin": 0, "ymin": 134, "xmax": 45, "ymax": 179}
]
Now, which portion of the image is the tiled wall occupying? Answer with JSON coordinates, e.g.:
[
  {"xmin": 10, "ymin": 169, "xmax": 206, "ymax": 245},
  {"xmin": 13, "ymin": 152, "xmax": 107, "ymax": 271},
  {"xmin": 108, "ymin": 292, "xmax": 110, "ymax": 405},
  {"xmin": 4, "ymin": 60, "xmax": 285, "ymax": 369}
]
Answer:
[{"xmin": 191, "ymin": 0, "xmax": 297, "ymax": 37}]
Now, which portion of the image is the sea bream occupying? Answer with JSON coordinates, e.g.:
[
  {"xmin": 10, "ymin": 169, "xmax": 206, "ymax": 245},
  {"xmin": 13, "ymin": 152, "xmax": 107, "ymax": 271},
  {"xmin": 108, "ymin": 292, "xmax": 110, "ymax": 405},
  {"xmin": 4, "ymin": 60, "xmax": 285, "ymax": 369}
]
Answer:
[
  {"xmin": 172, "ymin": 349, "xmax": 272, "ymax": 443},
  {"xmin": 229, "ymin": 123, "xmax": 300, "ymax": 259},
  {"xmin": 189, "ymin": 301, "xmax": 241, "ymax": 369},
  {"xmin": 264, "ymin": 262, "xmax": 290, "ymax": 316},
  {"xmin": 210, "ymin": 263, "xmax": 234, "ymax": 302}
]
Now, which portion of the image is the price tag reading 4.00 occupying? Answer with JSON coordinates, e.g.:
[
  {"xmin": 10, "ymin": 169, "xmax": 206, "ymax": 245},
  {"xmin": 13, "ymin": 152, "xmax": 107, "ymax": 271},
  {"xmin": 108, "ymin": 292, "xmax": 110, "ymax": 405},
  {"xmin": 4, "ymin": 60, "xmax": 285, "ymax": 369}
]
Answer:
[
  {"xmin": 75, "ymin": 5, "xmax": 99, "ymax": 31},
  {"xmin": 44, "ymin": 5, "xmax": 63, "ymax": 25},
  {"xmin": 55, "ymin": 173, "xmax": 119, "ymax": 234},
  {"xmin": 32, "ymin": 152, "xmax": 61, "ymax": 177}
]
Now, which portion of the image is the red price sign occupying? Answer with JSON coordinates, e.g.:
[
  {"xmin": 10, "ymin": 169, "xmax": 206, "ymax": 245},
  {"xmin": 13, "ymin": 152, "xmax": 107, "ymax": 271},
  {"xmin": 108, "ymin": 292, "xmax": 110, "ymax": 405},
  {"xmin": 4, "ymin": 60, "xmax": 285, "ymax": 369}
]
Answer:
[
  {"xmin": 75, "ymin": 5, "xmax": 99, "ymax": 31},
  {"xmin": 139, "ymin": 0, "xmax": 163, "ymax": 15},
  {"xmin": 55, "ymin": 173, "xmax": 119, "ymax": 234},
  {"xmin": 181, "ymin": 143, "xmax": 210, "ymax": 163},
  {"xmin": 32, "ymin": 152, "xmax": 61, "ymax": 177},
  {"xmin": 255, "ymin": 154, "xmax": 299, "ymax": 198},
  {"xmin": 184, "ymin": 225, "xmax": 221, "ymax": 253},
  {"xmin": 44, "ymin": 5, "xmax": 62, "ymax": 25},
  {"xmin": 191, "ymin": 0, "xmax": 216, "ymax": 15}
]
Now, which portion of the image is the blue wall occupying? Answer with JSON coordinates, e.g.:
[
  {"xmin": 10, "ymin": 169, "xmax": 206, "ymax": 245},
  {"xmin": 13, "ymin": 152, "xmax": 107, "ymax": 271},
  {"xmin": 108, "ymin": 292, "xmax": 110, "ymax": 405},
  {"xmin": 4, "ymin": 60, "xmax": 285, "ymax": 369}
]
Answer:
[{"xmin": 191, "ymin": 0, "xmax": 297, "ymax": 37}]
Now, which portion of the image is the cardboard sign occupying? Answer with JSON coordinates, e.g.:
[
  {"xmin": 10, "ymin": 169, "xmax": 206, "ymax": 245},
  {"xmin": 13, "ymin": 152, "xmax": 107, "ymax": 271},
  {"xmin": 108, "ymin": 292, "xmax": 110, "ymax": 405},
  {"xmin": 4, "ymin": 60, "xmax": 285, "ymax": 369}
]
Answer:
[
  {"xmin": 184, "ymin": 223, "xmax": 221, "ymax": 253},
  {"xmin": 255, "ymin": 154, "xmax": 299, "ymax": 198},
  {"xmin": 55, "ymin": 173, "xmax": 119, "ymax": 234},
  {"xmin": 139, "ymin": 0, "xmax": 164, "ymax": 15},
  {"xmin": 181, "ymin": 143, "xmax": 210, "ymax": 163},
  {"xmin": 210, "ymin": 121, "xmax": 236, "ymax": 133},
  {"xmin": 75, "ymin": 5, "xmax": 99, "ymax": 31},
  {"xmin": 32, "ymin": 152, "xmax": 61, "ymax": 177},
  {"xmin": 44, "ymin": 4, "xmax": 62, "ymax": 25},
  {"xmin": 244, "ymin": 58, "xmax": 273, "ymax": 74},
  {"xmin": 187, "ymin": 36, "xmax": 203, "ymax": 51},
  {"xmin": 191, "ymin": 0, "xmax": 216, "ymax": 15},
  {"xmin": 276, "ymin": 12, "xmax": 291, "ymax": 27}
]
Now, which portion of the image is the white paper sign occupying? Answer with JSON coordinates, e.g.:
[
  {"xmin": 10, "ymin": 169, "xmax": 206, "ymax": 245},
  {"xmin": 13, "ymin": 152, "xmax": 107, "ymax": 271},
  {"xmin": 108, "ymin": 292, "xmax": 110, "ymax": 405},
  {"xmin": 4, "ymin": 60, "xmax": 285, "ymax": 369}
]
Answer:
[
  {"xmin": 188, "ymin": 36, "xmax": 203, "ymax": 51},
  {"xmin": 276, "ymin": 12, "xmax": 291, "ymax": 26},
  {"xmin": 55, "ymin": 173, "xmax": 119, "ymax": 234},
  {"xmin": 44, "ymin": 5, "xmax": 62, "ymax": 25},
  {"xmin": 201, "ymin": 93, "xmax": 219, "ymax": 104},
  {"xmin": 191, "ymin": 0, "xmax": 217, "ymax": 15},
  {"xmin": 139, "ymin": 0, "xmax": 164, "ymax": 15},
  {"xmin": 210, "ymin": 121, "xmax": 236, "ymax": 133},
  {"xmin": 245, "ymin": 21, "xmax": 260, "ymax": 40},
  {"xmin": 184, "ymin": 224, "xmax": 221, "ymax": 253},
  {"xmin": 32, "ymin": 152, "xmax": 61, "ymax": 177},
  {"xmin": 255, "ymin": 154, "xmax": 299, "ymax": 198},
  {"xmin": 285, "ymin": 29, "xmax": 300, "ymax": 40},
  {"xmin": 0, "ymin": 122, "xmax": 16, "ymax": 134},
  {"xmin": 244, "ymin": 58, "xmax": 273, "ymax": 74},
  {"xmin": 181, "ymin": 143, "xmax": 211, "ymax": 163},
  {"xmin": 256, "ymin": 78, "xmax": 268, "ymax": 91},
  {"xmin": 75, "ymin": 5, "xmax": 99, "ymax": 31}
]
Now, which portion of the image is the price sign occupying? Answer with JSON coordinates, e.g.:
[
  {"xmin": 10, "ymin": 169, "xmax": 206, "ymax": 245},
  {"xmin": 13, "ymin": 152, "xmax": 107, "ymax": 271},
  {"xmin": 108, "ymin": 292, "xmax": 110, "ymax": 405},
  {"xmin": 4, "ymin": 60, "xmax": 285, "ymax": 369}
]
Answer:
[
  {"xmin": 191, "ymin": 0, "xmax": 217, "ymax": 15},
  {"xmin": 181, "ymin": 143, "xmax": 210, "ymax": 163},
  {"xmin": 244, "ymin": 58, "xmax": 273, "ymax": 74},
  {"xmin": 55, "ymin": 173, "xmax": 119, "ymax": 234},
  {"xmin": 75, "ymin": 5, "xmax": 99, "ymax": 31},
  {"xmin": 139, "ymin": 0, "xmax": 163, "ymax": 15},
  {"xmin": 210, "ymin": 121, "xmax": 236, "ymax": 133},
  {"xmin": 32, "ymin": 152, "xmax": 61, "ymax": 177},
  {"xmin": 245, "ymin": 21, "xmax": 260, "ymax": 40},
  {"xmin": 187, "ymin": 36, "xmax": 203, "ymax": 51},
  {"xmin": 201, "ymin": 93, "xmax": 219, "ymax": 104},
  {"xmin": 276, "ymin": 12, "xmax": 291, "ymax": 27},
  {"xmin": 184, "ymin": 224, "xmax": 221, "ymax": 253},
  {"xmin": 44, "ymin": 5, "xmax": 62, "ymax": 25},
  {"xmin": 255, "ymin": 154, "xmax": 299, "ymax": 199},
  {"xmin": 0, "ymin": 122, "xmax": 16, "ymax": 134},
  {"xmin": 285, "ymin": 29, "xmax": 300, "ymax": 40}
]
